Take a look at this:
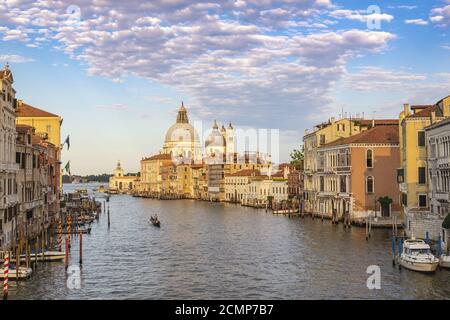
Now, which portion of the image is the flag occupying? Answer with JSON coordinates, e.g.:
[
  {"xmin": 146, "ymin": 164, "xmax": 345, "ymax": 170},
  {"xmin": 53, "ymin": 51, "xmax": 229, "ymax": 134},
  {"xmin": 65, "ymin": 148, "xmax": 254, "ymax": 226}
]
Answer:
[
  {"xmin": 63, "ymin": 135, "xmax": 70, "ymax": 150},
  {"xmin": 64, "ymin": 161, "xmax": 71, "ymax": 175}
]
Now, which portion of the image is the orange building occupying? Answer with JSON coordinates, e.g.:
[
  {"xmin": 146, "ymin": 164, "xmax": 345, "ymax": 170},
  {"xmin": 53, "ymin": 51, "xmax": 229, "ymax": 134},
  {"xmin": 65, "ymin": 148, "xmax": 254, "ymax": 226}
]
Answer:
[{"xmin": 317, "ymin": 125, "xmax": 400, "ymax": 221}]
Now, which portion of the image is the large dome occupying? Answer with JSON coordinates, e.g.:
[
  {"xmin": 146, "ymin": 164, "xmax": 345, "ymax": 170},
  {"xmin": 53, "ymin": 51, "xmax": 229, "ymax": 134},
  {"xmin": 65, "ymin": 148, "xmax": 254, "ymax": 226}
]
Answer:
[{"xmin": 165, "ymin": 122, "xmax": 200, "ymax": 144}]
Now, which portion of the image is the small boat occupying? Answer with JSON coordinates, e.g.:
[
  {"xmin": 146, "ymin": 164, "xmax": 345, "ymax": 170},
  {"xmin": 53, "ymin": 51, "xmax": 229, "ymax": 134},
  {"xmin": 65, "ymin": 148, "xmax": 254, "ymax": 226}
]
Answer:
[
  {"xmin": 150, "ymin": 215, "xmax": 160, "ymax": 227},
  {"xmin": 440, "ymin": 254, "xmax": 450, "ymax": 269},
  {"xmin": 0, "ymin": 266, "xmax": 33, "ymax": 280},
  {"xmin": 397, "ymin": 238, "xmax": 440, "ymax": 273}
]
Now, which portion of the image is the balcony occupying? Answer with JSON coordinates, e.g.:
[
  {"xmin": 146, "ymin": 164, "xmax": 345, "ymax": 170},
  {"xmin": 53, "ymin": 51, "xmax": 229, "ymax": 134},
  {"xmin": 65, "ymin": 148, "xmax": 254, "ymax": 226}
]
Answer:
[{"xmin": 0, "ymin": 161, "xmax": 19, "ymax": 172}]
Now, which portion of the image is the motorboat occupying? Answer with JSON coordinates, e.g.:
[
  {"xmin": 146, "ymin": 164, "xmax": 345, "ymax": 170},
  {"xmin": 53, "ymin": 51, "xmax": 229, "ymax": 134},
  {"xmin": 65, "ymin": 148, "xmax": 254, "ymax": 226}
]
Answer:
[
  {"xmin": 0, "ymin": 266, "xmax": 33, "ymax": 280},
  {"xmin": 440, "ymin": 253, "xmax": 450, "ymax": 269},
  {"xmin": 397, "ymin": 238, "xmax": 440, "ymax": 273}
]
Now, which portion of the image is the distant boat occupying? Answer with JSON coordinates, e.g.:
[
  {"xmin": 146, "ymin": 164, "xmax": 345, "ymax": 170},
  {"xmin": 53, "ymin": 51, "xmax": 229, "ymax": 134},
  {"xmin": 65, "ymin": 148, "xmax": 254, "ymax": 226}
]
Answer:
[
  {"xmin": 150, "ymin": 215, "xmax": 160, "ymax": 228},
  {"xmin": 397, "ymin": 238, "xmax": 440, "ymax": 273}
]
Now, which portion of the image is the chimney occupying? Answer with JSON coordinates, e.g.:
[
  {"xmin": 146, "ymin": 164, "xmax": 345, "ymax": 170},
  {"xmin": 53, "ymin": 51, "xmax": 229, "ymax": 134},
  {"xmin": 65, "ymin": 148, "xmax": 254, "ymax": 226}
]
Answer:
[
  {"xmin": 372, "ymin": 119, "xmax": 375, "ymax": 127},
  {"xmin": 403, "ymin": 103, "xmax": 409, "ymax": 115},
  {"xmin": 431, "ymin": 111, "xmax": 436, "ymax": 124}
]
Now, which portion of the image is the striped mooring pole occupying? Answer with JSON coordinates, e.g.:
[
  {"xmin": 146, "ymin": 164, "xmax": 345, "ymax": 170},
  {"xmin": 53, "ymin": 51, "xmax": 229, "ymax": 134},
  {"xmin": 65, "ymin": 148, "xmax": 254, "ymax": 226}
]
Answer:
[
  {"xmin": 58, "ymin": 219, "xmax": 62, "ymax": 252},
  {"xmin": 3, "ymin": 252, "xmax": 9, "ymax": 300},
  {"xmin": 67, "ymin": 216, "xmax": 72, "ymax": 249}
]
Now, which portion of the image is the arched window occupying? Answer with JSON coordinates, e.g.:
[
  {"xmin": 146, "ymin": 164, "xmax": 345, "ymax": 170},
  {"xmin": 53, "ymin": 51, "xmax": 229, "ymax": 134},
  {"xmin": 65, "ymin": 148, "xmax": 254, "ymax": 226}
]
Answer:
[
  {"xmin": 366, "ymin": 176, "xmax": 374, "ymax": 193},
  {"xmin": 366, "ymin": 149, "xmax": 373, "ymax": 168}
]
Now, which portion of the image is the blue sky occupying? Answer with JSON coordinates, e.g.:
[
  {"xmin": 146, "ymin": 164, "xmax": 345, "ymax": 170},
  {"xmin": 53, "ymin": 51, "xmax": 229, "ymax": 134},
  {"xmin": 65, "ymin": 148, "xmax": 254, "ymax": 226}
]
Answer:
[{"xmin": 0, "ymin": 0, "xmax": 449, "ymax": 174}]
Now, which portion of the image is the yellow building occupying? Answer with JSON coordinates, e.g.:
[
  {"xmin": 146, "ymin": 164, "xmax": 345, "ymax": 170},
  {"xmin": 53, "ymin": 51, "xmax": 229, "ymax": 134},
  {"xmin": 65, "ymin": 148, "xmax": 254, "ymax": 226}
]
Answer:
[
  {"xmin": 16, "ymin": 100, "xmax": 62, "ymax": 147},
  {"xmin": 139, "ymin": 153, "xmax": 173, "ymax": 194},
  {"xmin": 108, "ymin": 161, "xmax": 139, "ymax": 193},
  {"xmin": 303, "ymin": 116, "xmax": 397, "ymax": 215},
  {"xmin": 399, "ymin": 96, "xmax": 450, "ymax": 238}
]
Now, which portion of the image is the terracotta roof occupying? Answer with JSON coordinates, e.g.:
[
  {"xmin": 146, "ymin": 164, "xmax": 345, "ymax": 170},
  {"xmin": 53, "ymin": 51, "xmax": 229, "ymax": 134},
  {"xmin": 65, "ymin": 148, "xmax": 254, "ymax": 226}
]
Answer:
[
  {"xmin": 271, "ymin": 170, "xmax": 285, "ymax": 178},
  {"xmin": 143, "ymin": 153, "xmax": 173, "ymax": 161},
  {"xmin": 229, "ymin": 169, "xmax": 261, "ymax": 177},
  {"xmin": 411, "ymin": 105, "xmax": 434, "ymax": 110},
  {"xmin": 408, "ymin": 104, "xmax": 441, "ymax": 118},
  {"xmin": 16, "ymin": 101, "xmax": 59, "ymax": 118},
  {"xmin": 321, "ymin": 125, "xmax": 399, "ymax": 148},
  {"xmin": 358, "ymin": 119, "xmax": 398, "ymax": 126}
]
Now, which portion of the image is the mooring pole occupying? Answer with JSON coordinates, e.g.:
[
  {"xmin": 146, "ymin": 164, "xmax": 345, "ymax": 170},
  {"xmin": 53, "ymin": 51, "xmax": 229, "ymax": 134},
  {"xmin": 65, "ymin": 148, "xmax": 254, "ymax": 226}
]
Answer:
[{"xmin": 3, "ymin": 252, "xmax": 9, "ymax": 300}]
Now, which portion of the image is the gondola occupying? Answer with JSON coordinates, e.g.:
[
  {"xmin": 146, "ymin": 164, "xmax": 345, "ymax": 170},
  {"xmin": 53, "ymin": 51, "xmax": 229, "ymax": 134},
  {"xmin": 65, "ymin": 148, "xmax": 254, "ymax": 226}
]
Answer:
[{"xmin": 150, "ymin": 215, "xmax": 160, "ymax": 227}]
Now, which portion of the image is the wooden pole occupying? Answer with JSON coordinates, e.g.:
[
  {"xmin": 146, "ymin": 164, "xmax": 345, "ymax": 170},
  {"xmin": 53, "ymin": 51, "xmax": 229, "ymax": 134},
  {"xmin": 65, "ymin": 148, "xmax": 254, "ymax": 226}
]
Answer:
[
  {"xmin": 107, "ymin": 208, "xmax": 110, "ymax": 228},
  {"xmin": 68, "ymin": 216, "xmax": 71, "ymax": 250},
  {"xmin": 65, "ymin": 236, "xmax": 69, "ymax": 270},
  {"xmin": 41, "ymin": 230, "xmax": 45, "ymax": 262},
  {"xmin": 79, "ymin": 232, "xmax": 83, "ymax": 265},
  {"xmin": 58, "ymin": 219, "xmax": 62, "ymax": 252},
  {"xmin": 34, "ymin": 236, "xmax": 38, "ymax": 268},
  {"xmin": 15, "ymin": 247, "xmax": 19, "ymax": 282}
]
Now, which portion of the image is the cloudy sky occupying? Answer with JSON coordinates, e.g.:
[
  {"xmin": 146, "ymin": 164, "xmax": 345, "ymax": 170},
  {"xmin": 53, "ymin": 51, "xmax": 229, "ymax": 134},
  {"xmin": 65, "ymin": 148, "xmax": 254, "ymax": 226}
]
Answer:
[{"xmin": 1, "ymin": 0, "xmax": 449, "ymax": 174}]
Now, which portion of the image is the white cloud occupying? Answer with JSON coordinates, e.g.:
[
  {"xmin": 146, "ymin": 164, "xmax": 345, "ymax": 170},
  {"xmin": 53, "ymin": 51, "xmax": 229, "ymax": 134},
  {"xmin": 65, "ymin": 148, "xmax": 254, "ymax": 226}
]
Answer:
[
  {"xmin": 0, "ymin": 0, "xmax": 396, "ymax": 129},
  {"xmin": 330, "ymin": 9, "xmax": 394, "ymax": 24},
  {"xmin": 0, "ymin": 54, "xmax": 34, "ymax": 63},
  {"xmin": 405, "ymin": 19, "xmax": 429, "ymax": 25},
  {"xmin": 430, "ymin": 5, "xmax": 450, "ymax": 27}
]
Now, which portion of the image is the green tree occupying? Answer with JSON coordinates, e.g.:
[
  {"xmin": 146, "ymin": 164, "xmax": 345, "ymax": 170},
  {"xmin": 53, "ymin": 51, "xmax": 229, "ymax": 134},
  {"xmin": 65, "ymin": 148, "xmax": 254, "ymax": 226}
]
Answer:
[
  {"xmin": 443, "ymin": 213, "xmax": 450, "ymax": 229},
  {"xmin": 290, "ymin": 146, "xmax": 304, "ymax": 170}
]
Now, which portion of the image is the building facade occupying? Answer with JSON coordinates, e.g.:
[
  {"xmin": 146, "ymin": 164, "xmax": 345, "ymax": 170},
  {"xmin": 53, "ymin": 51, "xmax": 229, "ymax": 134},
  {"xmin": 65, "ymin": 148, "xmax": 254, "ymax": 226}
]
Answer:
[
  {"xmin": 0, "ymin": 64, "xmax": 19, "ymax": 250},
  {"xmin": 109, "ymin": 161, "xmax": 139, "ymax": 193},
  {"xmin": 318, "ymin": 125, "xmax": 400, "ymax": 221},
  {"xmin": 399, "ymin": 96, "xmax": 450, "ymax": 240},
  {"xmin": 425, "ymin": 117, "xmax": 450, "ymax": 243},
  {"xmin": 303, "ymin": 116, "xmax": 398, "ymax": 216}
]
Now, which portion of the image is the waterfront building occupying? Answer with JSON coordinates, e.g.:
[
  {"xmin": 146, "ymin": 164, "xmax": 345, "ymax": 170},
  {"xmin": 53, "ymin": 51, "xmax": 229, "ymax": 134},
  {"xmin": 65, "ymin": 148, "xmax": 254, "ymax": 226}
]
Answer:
[
  {"xmin": 303, "ymin": 116, "xmax": 397, "ymax": 216},
  {"xmin": 139, "ymin": 153, "xmax": 173, "ymax": 194},
  {"xmin": 15, "ymin": 125, "xmax": 50, "ymax": 240},
  {"xmin": 317, "ymin": 125, "xmax": 400, "ymax": 221},
  {"xmin": 288, "ymin": 170, "xmax": 304, "ymax": 200},
  {"xmin": 398, "ymin": 96, "xmax": 450, "ymax": 240},
  {"xmin": 16, "ymin": 99, "xmax": 63, "ymax": 192},
  {"xmin": 246, "ymin": 174, "xmax": 288, "ymax": 206},
  {"xmin": 423, "ymin": 116, "xmax": 450, "ymax": 242},
  {"xmin": 225, "ymin": 169, "xmax": 262, "ymax": 203},
  {"xmin": 162, "ymin": 102, "xmax": 202, "ymax": 163},
  {"xmin": 108, "ymin": 161, "xmax": 139, "ymax": 193},
  {"xmin": 0, "ymin": 64, "xmax": 19, "ymax": 250}
]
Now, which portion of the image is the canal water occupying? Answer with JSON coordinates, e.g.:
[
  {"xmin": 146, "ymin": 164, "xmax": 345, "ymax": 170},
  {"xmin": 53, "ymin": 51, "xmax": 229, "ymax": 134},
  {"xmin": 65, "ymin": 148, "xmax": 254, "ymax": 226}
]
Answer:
[{"xmin": 8, "ymin": 183, "xmax": 450, "ymax": 299}]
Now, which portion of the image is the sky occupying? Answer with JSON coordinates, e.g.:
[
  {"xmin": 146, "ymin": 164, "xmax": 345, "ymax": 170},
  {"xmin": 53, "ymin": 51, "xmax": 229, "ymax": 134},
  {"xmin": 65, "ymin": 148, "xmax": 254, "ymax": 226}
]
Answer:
[{"xmin": 0, "ymin": 0, "xmax": 449, "ymax": 175}]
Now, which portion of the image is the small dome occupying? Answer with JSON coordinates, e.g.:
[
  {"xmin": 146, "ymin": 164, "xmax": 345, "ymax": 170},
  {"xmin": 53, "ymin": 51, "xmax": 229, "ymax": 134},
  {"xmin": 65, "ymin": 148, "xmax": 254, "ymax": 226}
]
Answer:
[{"xmin": 205, "ymin": 124, "xmax": 225, "ymax": 148}]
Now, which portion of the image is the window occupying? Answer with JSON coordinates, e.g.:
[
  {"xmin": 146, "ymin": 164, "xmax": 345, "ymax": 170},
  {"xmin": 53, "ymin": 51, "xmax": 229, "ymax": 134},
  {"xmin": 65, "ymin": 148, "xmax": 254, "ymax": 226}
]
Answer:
[
  {"xmin": 418, "ymin": 131, "xmax": 425, "ymax": 147},
  {"xmin": 319, "ymin": 135, "xmax": 325, "ymax": 145},
  {"xmin": 418, "ymin": 167, "xmax": 426, "ymax": 184},
  {"xmin": 340, "ymin": 175, "xmax": 347, "ymax": 193},
  {"xmin": 397, "ymin": 169, "xmax": 404, "ymax": 183},
  {"xmin": 366, "ymin": 176, "xmax": 374, "ymax": 193},
  {"xmin": 319, "ymin": 176, "xmax": 324, "ymax": 192},
  {"xmin": 418, "ymin": 194, "xmax": 427, "ymax": 208},
  {"xmin": 366, "ymin": 149, "xmax": 373, "ymax": 168}
]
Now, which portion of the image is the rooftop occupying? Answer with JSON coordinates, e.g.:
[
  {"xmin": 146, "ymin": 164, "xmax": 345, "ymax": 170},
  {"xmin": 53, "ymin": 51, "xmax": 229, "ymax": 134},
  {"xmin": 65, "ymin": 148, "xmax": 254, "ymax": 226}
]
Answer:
[
  {"xmin": 321, "ymin": 125, "xmax": 399, "ymax": 148},
  {"xmin": 142, "ymin": 153, "xmax": 173, "ymax": 161},
  {"xmin": 16, "ymin": 101, "xmax": 60, "ymax": 118}
]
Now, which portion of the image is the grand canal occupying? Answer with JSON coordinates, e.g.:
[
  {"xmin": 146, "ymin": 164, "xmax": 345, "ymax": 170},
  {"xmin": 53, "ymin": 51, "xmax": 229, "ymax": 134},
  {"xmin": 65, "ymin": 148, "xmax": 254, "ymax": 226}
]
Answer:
[{"xmin": 8, "ymin": 184, "xmax": 450, "ymax": 299}]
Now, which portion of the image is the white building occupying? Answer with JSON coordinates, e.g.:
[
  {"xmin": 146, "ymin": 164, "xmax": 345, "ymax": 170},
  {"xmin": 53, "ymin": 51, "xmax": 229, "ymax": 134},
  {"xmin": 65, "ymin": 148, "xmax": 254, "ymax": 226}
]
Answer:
[
  {"xmin": 426, "ymin": 117, "xmax": 450, "ymax": 243},
  {"xmin": 0, "ymin": 64, "xmax": 19, "ymax": 250}
]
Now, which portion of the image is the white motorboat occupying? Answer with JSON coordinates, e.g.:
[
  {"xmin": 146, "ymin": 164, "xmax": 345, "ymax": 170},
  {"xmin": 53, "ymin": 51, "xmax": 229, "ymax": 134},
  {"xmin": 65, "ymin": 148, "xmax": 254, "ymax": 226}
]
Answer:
[
  {"xmin": 0, "ymin": 266, "xmax": 33, "ymax": 279},
  {"xmin": 397, "ymin": 238, "xmax": 440, "ymax": 273},
  {"xmin": 440, "ymin": 254, "xmax": 450, "ymax": 269}
]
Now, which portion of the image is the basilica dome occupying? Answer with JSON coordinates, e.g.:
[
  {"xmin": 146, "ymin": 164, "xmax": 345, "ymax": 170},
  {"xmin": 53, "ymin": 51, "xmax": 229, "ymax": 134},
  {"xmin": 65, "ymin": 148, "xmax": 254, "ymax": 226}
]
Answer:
[{"xmin": 164, "ymin": 102, "xmax": 200, "ymax": 144}]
